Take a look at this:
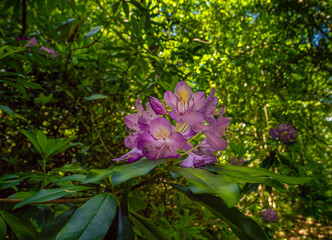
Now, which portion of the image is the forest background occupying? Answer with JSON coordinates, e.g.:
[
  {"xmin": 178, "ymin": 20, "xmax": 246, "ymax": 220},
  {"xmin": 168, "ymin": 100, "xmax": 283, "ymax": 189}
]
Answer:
[{"xmin": 0, "ymin": 0, "xmax": 331, "ymax": 239}]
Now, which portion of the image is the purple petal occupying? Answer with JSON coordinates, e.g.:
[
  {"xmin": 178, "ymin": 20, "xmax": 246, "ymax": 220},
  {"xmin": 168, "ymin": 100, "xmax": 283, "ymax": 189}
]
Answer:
[
  {"xmin": 136, "ymin": 132, "xmax": 156, "ymax": 150},
  {"xmin": 157, "ymin": 144, "xmax": 181, "ymax": 159},
  {"xmin": 112, "ymin": 148, "xmax": 143, "ymax": 162},
  {"xmin": 167, "ymin": 132, "xmax": 187, "ymax": 149},
  {"xmin": 149, "ymin": 96, "xmax": 167, "ymax": 115},
  {"xmin": 168, "ymin": 110, "xmax": 181, "ymax": 123},
  {"xmin": 136, "ymin": 99, "xmax": 144, "ymax": 116},
  {"xmin": 124, "ymin": 132, "xmax": 139, "ymax": 148},
  {"xmin": 181, "ymin": 112, "xmax": 204, "ymax": 126},
  {"xmin": 205, "ymin": 133, "xmax": 228, "ymax": 151},
  {"xmin": 196, "ymin": 138, "xmax": 217, "ymax": 155},
  {"xmin": 204, "ymin": 117, "xmax": 229, "ymax": 137},
  {"xmin": 174, "ymin": 81, "xmax": 192, "ymax": 102},
  {"xmin": 192, "ymin": 91, "xmax": 206, "ymax": 111},
  {"xmin": 145, "ymin": 102, "xmax": 157, "ymax": 117},
  {"xmin": 164, "ymin": 91, "xmax": 178, "ymax": 110},
  {"xmin": 181, "ymin": 153, "xmax": 217, "ymax": 168},
  {"xmin": 149, "ymin": 117, "xmax": 172, "ymax": 140},
  {"xmin": 180, "ymin": 154, "xmax": 195, "ymax": 168},
  {"xmin": 124, "ymin": 114, "xmax": 139, "ymax": 130}
]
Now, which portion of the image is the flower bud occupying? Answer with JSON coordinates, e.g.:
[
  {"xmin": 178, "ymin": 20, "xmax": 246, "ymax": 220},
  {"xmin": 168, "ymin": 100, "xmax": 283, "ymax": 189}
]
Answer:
[{"xmin": 149, "ymin": 96, "xmax": 167, "ymax": 115}]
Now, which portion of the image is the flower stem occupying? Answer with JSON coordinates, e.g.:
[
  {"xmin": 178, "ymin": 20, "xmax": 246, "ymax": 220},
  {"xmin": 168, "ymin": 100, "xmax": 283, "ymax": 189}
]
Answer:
[
  {"xmin": 187, "ymin": 131, "xmax": 203, "ymax": 144},
  {"xmin": 180, "ymin": 145, "xmax": 200, "ymax": 156}
]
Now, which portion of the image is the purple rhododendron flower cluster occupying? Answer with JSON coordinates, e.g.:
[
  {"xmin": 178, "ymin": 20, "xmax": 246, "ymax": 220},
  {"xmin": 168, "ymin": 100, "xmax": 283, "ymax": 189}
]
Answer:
[
  {"xmin": 113, "ymin": 81, "xmax": 231, "ymax": 168},
  {"xmin": 26, "ymin": 37, "xmax": 37, "ymax": 47},
  {"xmin": 269, "ymin": 123, "xmax": 296, "ymax": 143},
  {"xmin": 262, "ymin": 208, "xmax": 280, "ymax": 223},
  {"xmin": 230, "ymin": 157, "xmax": 245, "ymax": 166},
  {"xmin": 40, "ymin": 46, "xmax": 57, "ymax": 58}
]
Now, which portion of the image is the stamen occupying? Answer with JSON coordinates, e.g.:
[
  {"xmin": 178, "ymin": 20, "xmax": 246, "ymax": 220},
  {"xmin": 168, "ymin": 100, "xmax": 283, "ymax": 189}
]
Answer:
[
  {"xmin": 179, "ymin": 123, "xmax": 188, "ymax": 133},
  {"xmin": 181, "ymin": 124, "xmax": 189, "ymax": 134}
]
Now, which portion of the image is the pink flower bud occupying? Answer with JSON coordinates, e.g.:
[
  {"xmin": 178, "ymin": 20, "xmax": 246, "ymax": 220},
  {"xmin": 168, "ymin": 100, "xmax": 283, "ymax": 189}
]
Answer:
[{"xmin": 149, "ymin": 96, "xmax": 167, "ymax": 115}]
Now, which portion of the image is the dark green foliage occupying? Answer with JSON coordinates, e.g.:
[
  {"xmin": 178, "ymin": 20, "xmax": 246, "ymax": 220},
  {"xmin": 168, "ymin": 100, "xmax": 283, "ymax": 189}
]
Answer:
[{"xmin": 0, "ymin": 0, "xmax": 330, "ymax": 239}]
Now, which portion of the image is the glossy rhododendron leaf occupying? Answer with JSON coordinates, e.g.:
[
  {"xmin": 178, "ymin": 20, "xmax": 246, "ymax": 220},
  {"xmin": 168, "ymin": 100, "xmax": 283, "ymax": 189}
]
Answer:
[
  {"xmin": 112, "ymin": 158, "xmax": 166, "ymax": 186},
  {"xmin": 13, "ymin": 186, "xmax": 92, "ymax": 210},
  {"xmin": 171, "ymin": 167, "xmax": 239, "ymax": 207},
  {"xmin": 56, "ymin": 193, "xmax": 117, "ymax": 240},
  {"xmin": 0, "ymin": 216, "xmax": 6, "ymax": 240},
  {"xmin": 0, "ymin": 211, "xmax": 37, "ymax": 240},
  {"xmin": 82, "ymin": 169, "xmax": 113, "ymax": 184},
  {"xmin": 37, "ymin": 207, "xmax": 76, "ymax": 240},
  {"xmin": 205, "ymin": 165, "xmax": 312, "ymax": 185},
  {"xmin": 171, "ymin": 184, "xmax": 268, "ymax": 240}
]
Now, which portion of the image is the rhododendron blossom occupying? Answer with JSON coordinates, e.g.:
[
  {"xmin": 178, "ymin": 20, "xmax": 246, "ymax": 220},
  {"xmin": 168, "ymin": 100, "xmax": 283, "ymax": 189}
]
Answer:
[
  {"xmin": 113, "ymin": 81, "xmax": 231, "ymax": 168},
  {"xmin": 269, "ymin": 123, "xmax": 296, "ymax": 143},
  {"xmin": 262, "ymin": 208, "xmax": 280, "ymax": 223}
]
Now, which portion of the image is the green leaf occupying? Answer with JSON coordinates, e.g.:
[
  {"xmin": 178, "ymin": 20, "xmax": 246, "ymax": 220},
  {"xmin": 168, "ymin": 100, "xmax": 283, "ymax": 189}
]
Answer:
[
  {"xmin": 171, "ymin": 184, "xmax": 268, "ymax": 240},
  {"xmin": 21, "ymin": 130, "xmax": 43, "ymax": 156},
  {"xmin": 38, "ymin": 93, "xmax": 53, "ymax": 105},
  {"xmin": 56, "ymin": 193, "xmax": 117, "ymax": 240},
  {"xmin": 157, "ymin": 80, "xmax": 169, "ymax": 91},
  {"xmin": 128, "ymin": 195, "xmax": 147, "ymax": 212},
  {"xmin": 207, "ymin": 164, "xmax": 312, "ymax": 185},
  {"xmin": 57, "ymin": 174, "xmax": 86, "ymax": 183},
  {"xmin": 122, "ymin": 0, "xmax": 129, "ymax": 19},
  {"xmin": 84, "ymin": 26, "xmax": 102, "ymax": 39},
  {"xmin": 129, "ymin": 211, "xmax": 169, "ymax": 240},
  {"xmin": 138, "ymin": 16, "xmax": 146, "ymax": 34},
  {"xmin": 37, "ymin": 207, "xmax": 76, "ymax": 240},
  {"xmin": 171, "ymin": 167, "xmax": 239, "ymax": 207},
  {"xmin": 13, "ymin": 186, "xmax": 92, "ymax": 210},
  {"xmin": 0, "ymin": 104, "xmax": 15, "ymax": 116},
  {"xmin": 0, "ymin": 211, "xmax": 37, "ymax": 240},
  {"xmin": 0, "ymin": 104, "xmax": 25, "ymax": 120},
  {"xmin": 112, "ymin": 1, "xmax": 120, "ymax": 14},
  {"xmin": 0, "ymin": 216, "xmax": 7, "ymax": 240},
  {"xmin": 207, "ymin": 167, "xmax": 287, "ymax": 192},
  {"xmin": 0, "ymin": 46, "xmax": 24, "ymax": 60},
  {"xmin": 8, "ymin": 192, "xmax": 35, "ymax": 199},
  {"xmin": 46, "ymin": 139, "xmax": 81, "ymax": 159},
  {"xmin": 112, "ymin": 158, "xmax": 166, "ymax": 186},
  {"xmin": 83, "ymin": 94, "xmax": 108, "ymax": 101},
  {"xmin": 36, "ymin": 130, "xmax": 48, "ymax": 155},
  {"xmin": 131, "ymin": 16, "xmax": 139, "ymax": 36},
  {"xmin": 82, "ymin": 169, "xmax": 113, "ymax": 184}
]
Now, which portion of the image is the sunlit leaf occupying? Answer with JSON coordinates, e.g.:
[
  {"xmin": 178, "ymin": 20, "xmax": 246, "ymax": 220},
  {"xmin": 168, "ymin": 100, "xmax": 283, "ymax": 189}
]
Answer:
[
  {"xmin": 84, "ymin": 26, "xmax": 102, "ymax": 39},
  {"xmin": 171, "ymin": 167, "xmax": 240, "ymax": 207},
  {"xmin": 112, "ymin": 158, "xmax": 166, "ymax": 186}
]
